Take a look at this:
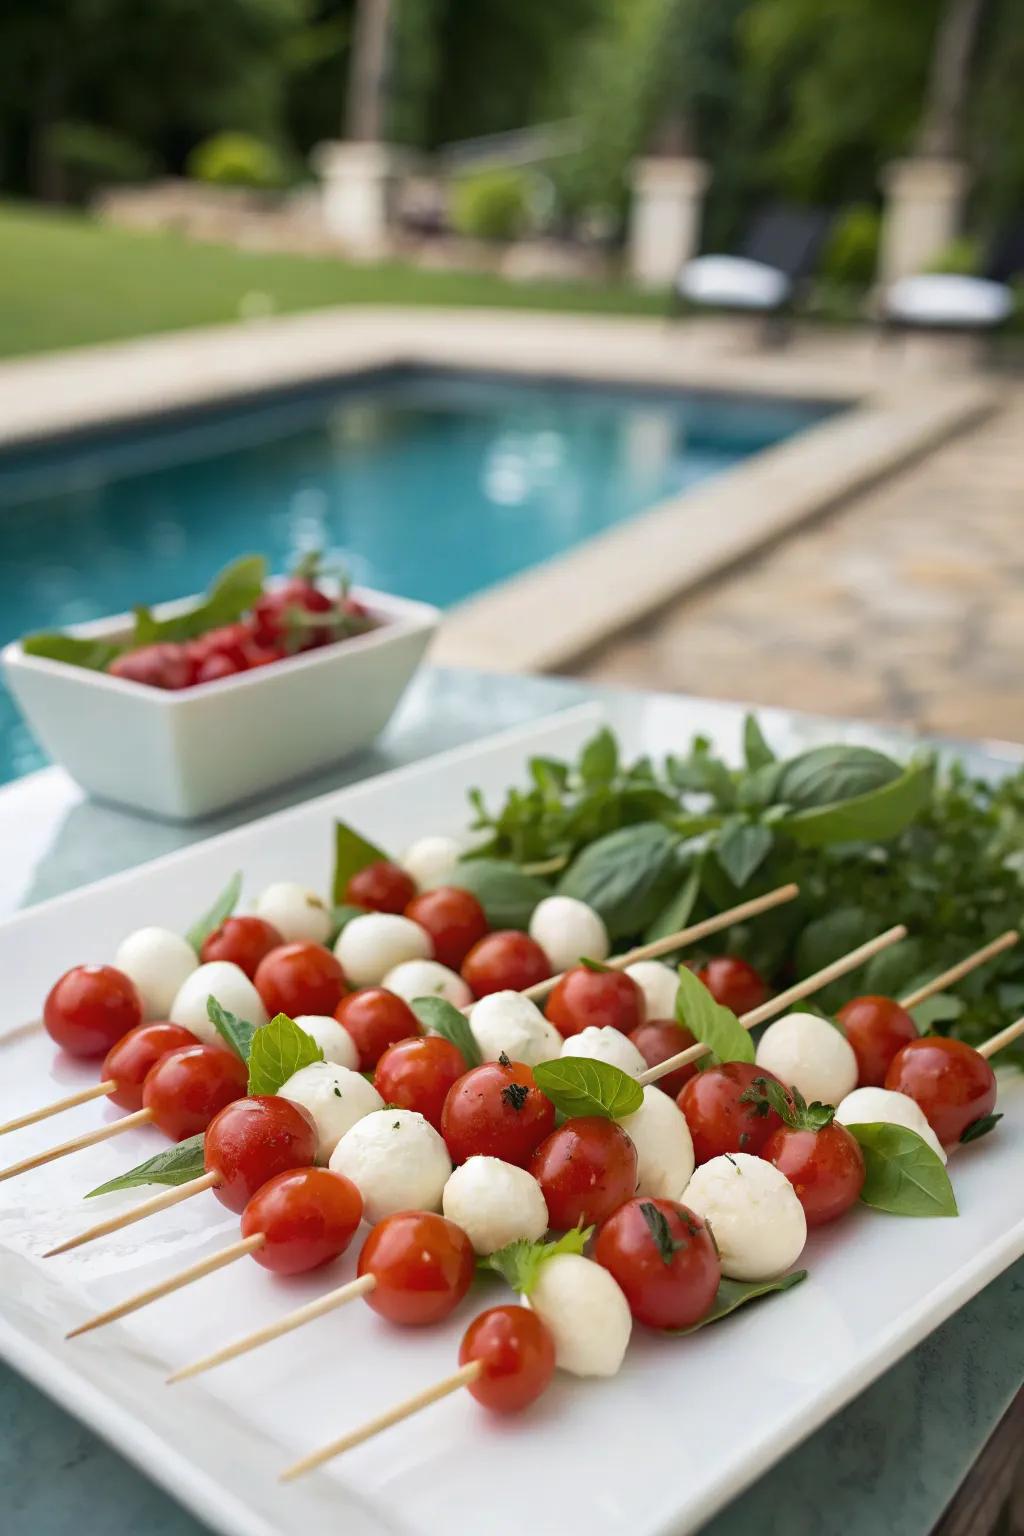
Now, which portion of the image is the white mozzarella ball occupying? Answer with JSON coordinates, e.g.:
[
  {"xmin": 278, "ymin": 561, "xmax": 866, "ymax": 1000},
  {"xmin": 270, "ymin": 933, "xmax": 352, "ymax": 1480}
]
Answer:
[
  {"xmin": 525, "ymin": 1254, "xmax": 631, "ymax": 1377},
  {"xmin": 469, "ymin": 991, "xmax": 562, "ymax": 1067},
  {"xmin": 254, "ymin": 881, "xmax": 331, "ymax": 945},
  {"xmin": 625, "ymin": 960, "xmax": 680, "ymax": 1022},
  {"xmin": 442, "ymin": 1157, "xmax": 549, "ymax": 1255},
  {"xmin": 684, "ymin": 1152, "xmax": 807, "ymax": 1281},
  {"xmin": 293, "ymin": 1015, "xmax": 359, "ymax": 1070},
  {"xmin": 114, "ymin": 927, "xmax": 198, "ymax": 1020},
  {"xmin": 169, "ymin": 962, "xmax": 268, "ymax": 1045},
  {"xmin": 330, "ymin": 1109, "xmax": 452, "ymax": 1223},
  {"xmin": 619, "ymin": 1085, "xmax": 694, "ymax": 1199},
  {"xmin": 528, "ymin": 896, "xmax": 609, "ymax": 975},
  {"xmin": 835, "ymin": 1086, "xmax": 947, "ymax": 1163},
  {"xmin": 560, "ymin": 1025, "xmax": 647, "ymax": 1079},
  {"xmin": 402, "ymin": 835, "xmax": 462, "ymax": 891},
  {"xmin": 336, "ymin": 913, "xmax": 432, "ymax": 987},
  {"xmin": 755, "ymin": 1012, "xmax": 858, "ymax": 1107},
  {"xmin": 382, "ymin": 959, "xmax": 472, "ymax": 1010},
  {"xmin": 278, "ymin": 1062, "xmax": 383, "ymax": 1162}
]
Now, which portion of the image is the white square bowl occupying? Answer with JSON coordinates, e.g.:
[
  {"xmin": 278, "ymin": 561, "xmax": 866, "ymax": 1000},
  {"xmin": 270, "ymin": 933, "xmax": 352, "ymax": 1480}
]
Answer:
[{"xmin": 1, "ymin": 585, "xmax": 439, "ymax": 820}]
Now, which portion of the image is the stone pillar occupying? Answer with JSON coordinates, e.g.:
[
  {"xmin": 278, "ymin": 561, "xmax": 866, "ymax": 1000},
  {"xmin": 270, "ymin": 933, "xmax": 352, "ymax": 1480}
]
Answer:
[
  {"xmin": 628, "ymin": 156, "xmax": 709, "ymax": 290},
  {"xmin": 878, "ymin": 157, "xmax": 970, "ymax": 285},
  {"xmin": 315, "ymin": 140, "xmax": 407, "ymax": 257}
]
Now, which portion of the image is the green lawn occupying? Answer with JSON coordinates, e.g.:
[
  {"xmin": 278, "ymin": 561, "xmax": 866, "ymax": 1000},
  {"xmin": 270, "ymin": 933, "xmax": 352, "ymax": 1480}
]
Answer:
[{"xmin": 0, "ymin": 201, "xmax": 663, "ymax": 360}]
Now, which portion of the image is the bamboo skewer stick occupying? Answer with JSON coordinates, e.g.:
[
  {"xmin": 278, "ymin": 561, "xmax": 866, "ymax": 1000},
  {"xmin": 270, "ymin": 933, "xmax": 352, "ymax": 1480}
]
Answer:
[
  {"xmin": 44, "ymin": 1171, "xmax": 219, "ymax": 1258},
  {"xmin": 0, "ymin": 1018, "xmax": 45, "ymax": 1047},
  {"xmin": 0, "ymin": 1080, "xmax": 117, "ymax": 1139},
  {"xmin": 897, "ymin": 930, "xmax": 1019, "ymax": 1010},
  {"xmin": 978, "ymin": 1014, "xmax": 1024, "ymax": 1060},
  {"xmin": 0, "ymin": 1108, "xmax": 154, "ymax": 1184},
  {"xmin": 66, "ymin": 1234, "xmax": 265, "ymax": 1340}
]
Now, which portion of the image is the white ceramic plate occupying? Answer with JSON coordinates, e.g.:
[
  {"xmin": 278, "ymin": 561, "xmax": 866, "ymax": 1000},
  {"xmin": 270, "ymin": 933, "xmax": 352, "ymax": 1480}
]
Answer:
[{"xmin": 1, "ymin": 697, "xmax": 1023, "ymax": 1536}]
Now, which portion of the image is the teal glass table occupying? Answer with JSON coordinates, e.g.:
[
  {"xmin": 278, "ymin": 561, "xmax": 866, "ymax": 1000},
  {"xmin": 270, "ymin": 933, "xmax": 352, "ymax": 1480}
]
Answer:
[{"xmin": 1, "ymin": 667, "xmax": 1022, "ymax": 1535}]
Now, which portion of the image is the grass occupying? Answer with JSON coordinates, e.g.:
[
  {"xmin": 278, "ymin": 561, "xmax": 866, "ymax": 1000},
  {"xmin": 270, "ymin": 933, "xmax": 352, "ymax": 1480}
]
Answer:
[{"xmin": 0, "ymin": 200, "xmax": 664, "ymax": 360}]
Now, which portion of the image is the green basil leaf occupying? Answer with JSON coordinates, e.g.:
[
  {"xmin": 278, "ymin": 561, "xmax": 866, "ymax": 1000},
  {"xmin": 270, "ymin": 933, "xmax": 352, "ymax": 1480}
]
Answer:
[
  {"xmin": 776, "ymin": 745, "xmax": 903, "ymax": 810},
  {"xmin": 850, "ymin": 1122, "xmax": 958, "ymax": 1217},
  {"xmin": 132, "ymin": 555, "xmax": 266, "ymax": 645},
  {"xmin": 86, "ymin": 1134, "xmax": 206, "ymax": 1198},
  {"xmin": 327, "ymin": 904, "xmax": 365, "ymax": 945},
  {"xmin": 780, "ymin": 758, "xmax": 935, "ymax": 848},
  {"xmin": 644, "ymin": 864, "xmax": 702, "ymax": 945},
  {"xmin": 715, "ymin": 822, "xmax": 774, "ymax": 888},
  {"xmin": 960, "ymin": 1112, "xmax": 1002, "ymax": 1144},
  {"xmin": 558, "ymin": 822, "xmax": 680, "ymax": 940},
  {"xmin": 185, "ymin": 871, "xmax": 242, "ymax": 954},
  {"xmin": 532, "ymin": 1057, "xmax": 643, "ymax": 1120},
  {"xmin": 20, "ymin": 632, "xmax": 125, "ymax": 671},
  {"xmin": 207, "ymin": 997, "xmax": 258, "ymax": 1062},
  {"xmin": 247, "ymin": 1013, "xmax": 324, "ymax": 1096},
  {"xmin": 675, "ymin": 964, "xmax": 754, "ymax": 1063},
  {"xmin": 482, "ymin": 1226, "xmax": 592, "ymax": 1295},
  {"xmin": 671, "ymin": 1270, "xmax": 808, "ymax": 1333},
  {"xmin": 410, "ymin": 995, "xmax": 481, "ymax": 1069},
  {"xmin": 332, "ymin": 820, "xmax": 390, "ymax": 904},
  {"xmin": 743, "ymin": 714, "xmax": 776, "ymax": 772},
  {"xmin": 579, "ymin": 727, "xmax": 618, "ymax": 786},
  {"xmin": 910, "ymin": 993, "xmax": 963, "ymax": 1031},
  {"xmin": 451, "ymin": 858, "xmax": 550, "ymax": 930}
]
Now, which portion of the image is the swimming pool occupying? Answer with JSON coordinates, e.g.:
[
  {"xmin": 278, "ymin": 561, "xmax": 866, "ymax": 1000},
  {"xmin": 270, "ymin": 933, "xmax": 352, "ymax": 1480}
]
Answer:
[{"xmin": 0, "ymin": 367, "xmax": 837, "ymax": 784}]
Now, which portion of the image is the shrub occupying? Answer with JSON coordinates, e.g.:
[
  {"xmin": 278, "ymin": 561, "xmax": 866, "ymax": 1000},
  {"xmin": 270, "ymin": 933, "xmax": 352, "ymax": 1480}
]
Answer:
[
  {"xmin": 186, "ymin": 132, "xmax": 284, "ymax": 189},
  {"xmin": 821, "ymin": 205, "xmax": 881, "ymax": 287},
  {"xmin": 451, "ymin": 168, "xmax": 530, "ymax": 242},
  {"xmin": 46, "ymin": 121, "xmax": 154, "ymax": 202},
  {"xmin": 925, "ymin": 236, "xmax": 981, "ymax": 276}
]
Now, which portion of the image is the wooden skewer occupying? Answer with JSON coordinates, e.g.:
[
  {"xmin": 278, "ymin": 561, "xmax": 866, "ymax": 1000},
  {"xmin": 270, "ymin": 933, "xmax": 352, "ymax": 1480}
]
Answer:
[
  {"xmin": 638, "ymin": 923, "xmax": 908, "ymax": 1085},
  {"xmin": 280, "ymin": 1360, "xmax": 482, "ymax": 1482},
  {"xmin": 0, "ymin": 1108, "xmax": 154, "ymax": 1184},
  {"xmin": 66, "ymin": 1233, "xmax": 265, "ymax": 1340},
  {"xmin": 0, "ymin": 1017, "xmax": 45, "ymax": 1046},
  {"xmin": 978, "ymin": 1013, "xmax": 1024, "ymax": 1060},
  {"xmin": 44, "ymin": 1171, "xmax": 219, "ymax": 1258},
  {"xmin": 898, "ymin": 930, "xmax": 1019, "ymax": 1010},
  {"xmin": 0, "ymin": 1080, "xmax": 117, "ymax": 1139}
]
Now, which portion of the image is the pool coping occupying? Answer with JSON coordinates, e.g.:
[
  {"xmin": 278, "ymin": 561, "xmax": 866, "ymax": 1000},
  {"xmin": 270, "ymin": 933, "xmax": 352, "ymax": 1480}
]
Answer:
[{"xmin": 0, "ymin": 307, "xmax": 997, "ymax": 673}]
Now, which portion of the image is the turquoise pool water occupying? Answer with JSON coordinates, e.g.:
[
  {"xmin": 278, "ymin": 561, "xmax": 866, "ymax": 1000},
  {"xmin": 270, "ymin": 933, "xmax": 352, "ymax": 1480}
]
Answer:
[{"xmin": 0, "ymin": 367, "xmax": 837, "ymax": 784}]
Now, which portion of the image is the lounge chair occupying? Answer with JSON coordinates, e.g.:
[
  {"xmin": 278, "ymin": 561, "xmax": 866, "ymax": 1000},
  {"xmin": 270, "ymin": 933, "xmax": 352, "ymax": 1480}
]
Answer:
[
  {"xmin": 882, "ymin": 220, "xmax": 1023, "ymax": 333},
  {"xmin": 675, "ymin": 205, "xmax": 833, "ymax": 336}
]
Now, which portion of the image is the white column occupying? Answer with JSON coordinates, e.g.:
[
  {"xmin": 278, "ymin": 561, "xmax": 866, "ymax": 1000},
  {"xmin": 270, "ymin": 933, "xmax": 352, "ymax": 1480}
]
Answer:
[
  {"xmin": 878, "ymin": 157, "xmax": 970, "ymax": 285},
  {"xmin": 314, "ymin": 140, "xmax": 407, "ymax": 257},
  {"xmin": 628, "ymin": 156, "xmax": 709, "ymax": 290}
]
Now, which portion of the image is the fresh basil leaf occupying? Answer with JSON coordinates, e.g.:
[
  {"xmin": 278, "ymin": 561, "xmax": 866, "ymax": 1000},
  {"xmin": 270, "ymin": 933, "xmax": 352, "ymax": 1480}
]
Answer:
[
  {"xmin": 675, "ymin": 964, "xmax": 754, "ymax": 1063},
  {"xmin": 579, "ymin": 727, "xmax": 618, "ymax": 786},
  {"xmin": 639, "ymin": 1201, "xmax": 690, "ymax": 1264},
  {"xmin": 671, "ymin": 1270, "xmax": 808, "ymax": 1333},
  {"xmin": 132, "ymin": 555, "xmax": 266, "ymax": 646},
  {"xmin": 207, "ymin": 998, "xmax": 258, "ymax": 1062},
  {"xmin": 850, "ymin": 1122, "xmax": 958, "ymax": 1217},
  {"xmin": 715, "ymin": 822, "xmax": 774, "ymax": 888},
  {"xmin": 781, "ymin": 758, "xmax": 935, "ymax": 848},
  {"xmin": 861, "ymin": 938, "xmax": 926, "ymax": 1001},
  {"xmin": 327, "ymin": 903, "xmax": 365, "ymax": 945},
  {"xmin": 532, "ymin": 1057, "xmax": 643, "ymax": 1120},
  {"xmin": 21, "ymin": 632, "xmax": 125, "ymax": 671},
  {"xmin": 410, "ymin": 995, "xmax": 481, "ymax": 1069},
  {"xmin": 247, "ymin": 1013, "xmax": 324, "ymax": 1096},
  {"xmin": 740, "ymin": 1076, "xmax": 834, "ymax": 1131},
  {"xmin": 960, "ymin": 1112, "xmax": 1002, "ymax": 1144},
  {"xmin": 185, "ymin": 871, "xmax": 242, "ymax": 954},
  {"xmin": 743, "ymin": 715, "xmax": 776, "ymax": 772},
  {"xmin": 910, "ymin": 993, "xmax": 963, "ymax": 1031},
  {"xmin": 482, "ymin": 1226, "xmax": 592, "ymax": 1294},
  {"xmin": 86, "ymin": 1134, "xmax": 206, "ymax": 1198},
  {"xmin": 450, "ymin": 859, "xmax": 550, "ymax": 930},
  {"xmin": 332, "ymin": 820, "xmax": 390, "ymax": 904},
  {"xmin": 644, "ymin": 864, "xmax": 702, "ymax": 945},
  {"xmin": 558, "ymin": 822, "xmax": 680, "ymax": 940},
  {"xmin": 776, "ymin": 745, "xmax": 903, "ymax": 810},
  {"xmin": 795, "ymin": 907, "xmax": 878, "ymax": 988}
]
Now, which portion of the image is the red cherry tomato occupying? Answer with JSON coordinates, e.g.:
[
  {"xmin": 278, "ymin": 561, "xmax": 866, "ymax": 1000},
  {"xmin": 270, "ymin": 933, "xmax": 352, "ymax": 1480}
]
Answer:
[
  {"xmin": 242, "ymin": 640, "xmax": 286, "ymax": 669},
  {"xmin": 202, "ymin": 1093, "xmax": 318, "ymax": 1212},
  {"xmin": 885, "ymin": 1035, "xmax": 997, "ymax": 1147},
  {"xmin": 188, "ymin": 623, "xmax": 251, "ymax": 669},
  {"xmin": 696, "ymin": 957, "xmax": 767, "ymax": 1016},
  {"xmin": 240, "ymin": 1166, "xmax": 363, "ymax": 1274},
  {"xmin": 441, "ymin": 1058, "xmax": 555, "ymax": 1167},
  {"xmin": 109, "ymin": 643, "xmax": 197, "ymax": 690},
  {"xmin": 358, "ymin": 1211, "xmax": 475, "ymax": 1325},
  {"xmin": 141, "ymin": 1044, "xmax": 248, "ymax": 1142},
  {"xmin": 546, "ymin": 966, "xmax": 643, "ymax": 1039},
  {"xmin": 461, "ymin": 931, "xmax": 550, "ymax": 998},
  {"xmin": 44, "ymin": 965, "xmax": 143, "ymax": 1059},
  {"xmin": 344, "ymin": 860, "xmax": 416, "ymax": 915},
  {"xmin": 678, "ymin": 1061, "xmax": 786, "ymax": 1164},
  {"xmin": 251, "ymin": 579, "xmax": 336, "ymax": 651},
  {"xmin": 194, "ymin": 652, "xmax": 244, "ymax": 685},
  {"xmin": 459, "ymin": 1305, "xmax": 556, "ymax": 1414},
  {"xmin": 200, "ymin": 916, "xmax": 284, "ymax": 979},
  {"xmin": 594, "ymin": 1197, "xmax": 720, "ymax": 1329},
  {"xmin": 764, "ymin": 1121, "xmax": 865, "ymax": 1226},
  {"xmin": 837, "ymin": 995, "xmax": 918, "ymax": 1087},
  {"xmin": 373, "ymin": 1036, "xmax": 467, "ymax": 1130},
  {"xmin": 404, "ymin": 887, "xmax": 489, "ymax": 970},
  {"xmin": 335, "ymin": 987, "xmax": 420, "ymax": 1070},
  {"xmin": 101, "ymin": 1022, "xmax": 198, "ymax": 1110},
  {"xmin": 530, "ymin": 1116, "xmax": 638, "ymax": 1229},
  {"xmin": 254, "ymin": 942, "xmax": 346, "ymax": 1019},
  {"xmin": 629, "ymin": 1020, "xmax": 698, "ymax": 1098}
]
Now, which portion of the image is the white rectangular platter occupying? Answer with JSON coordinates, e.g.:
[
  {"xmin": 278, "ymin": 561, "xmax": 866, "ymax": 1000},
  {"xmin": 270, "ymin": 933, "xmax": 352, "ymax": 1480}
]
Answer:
[{"xmin": 2, "ymin": 695, "xmax": 1023, "ymax": 1536}]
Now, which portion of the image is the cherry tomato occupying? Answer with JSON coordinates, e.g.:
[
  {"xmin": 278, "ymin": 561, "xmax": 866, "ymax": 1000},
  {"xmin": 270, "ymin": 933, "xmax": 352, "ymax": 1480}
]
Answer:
[
  {"xmin": 837, "ymin": 995, "xmax": 918, "ymax": 1087},
  {"xmin": 194, "ymin": 652, "xmax": 244, "ymax": 685},
  {"xmin": 344, "ymin": 860, "xmax": 417, "ymax": 915},
  {"xmin": 374, "ymin": 1036, "xmax": 467, "ymax": 1130},
  {"xmin": 546, "ymin": 966, "xmax": 643, "ymax": 1039},
  {"xmin": 461, "ymin": 931, "xmax": 550, "ymax": 998},
  {"xmin": 203, "ymin": 1093, "xmax": 318, "ymax": 1212},
  {"xmin": 459, "ymin": 1305, "xmax": 556, "ymax": 1414},
  {"xmin": 44, "ymin": 965, "xmax": 143, "ymax": 1058},
  {"xmin": 764, "ymin": 1121, "xmax": 865, "ymax": 1226},
  {"xmin": 530, "ymin": 1116, "xmax": 638, "ymax": 1229},
  {"xmin": 594, "ymin": 1197, "xmax": 720, "ymax": 1329},
  {"xmin": 697, "ymin": 957, "xmax": 767, "ymax": 1016},
  {"xmin": 629, "ymin": 1020, "xmax": 698, "ymax": 1098},
  {"xmin": 885, "ymin": 1035, "xmax": 997, "ymax": 1147},
  {"xmin": 404, "ymin": 887, "xmax": 488, "ymax": 970},
  {"xmin": 677, "ymin": 1061, "xmax": 786, "ymax": 1164},
  {"xmin": 242, "ymin": 640, "xmax": 287, "ymax": 669},
  {"xmin": 187, "ymin": 623, "xmax": 251, "ymax": 669},
  {"xmin": 102, "ymin": 1022, "xmax": 198, "ymax": 1110},
  {"xmin": 254, "ymin": 942, "xmax": 346, "ymax": 1019},
  {"xmin": 141, "ymin": 1043, "xmax": 248, "ymax": 1142},
  {"xmin": 251, "ymin": 579, "xmax": 336, "ymax": 651},
  {"xmin": 200, "ymin": 915, "xmax": 284, "ymax": 979},
  {"xmin": 335, "ymin": 987, "xmax": 420, "ymax": 1070},
  {"xmin": 358, "ymin": 1211, "xmax": 475, "ymax": 1325},
  {"xmin": 109, "ymin": 643, "xmax": 196, "ymax": 690},
  {"xmin": 240, "ymin": 1166, "xmax": 363, "ymax": 1274},
  {"xmin": 442, "ymin": 1058, "xmax": 555, "ymax": 1167}
]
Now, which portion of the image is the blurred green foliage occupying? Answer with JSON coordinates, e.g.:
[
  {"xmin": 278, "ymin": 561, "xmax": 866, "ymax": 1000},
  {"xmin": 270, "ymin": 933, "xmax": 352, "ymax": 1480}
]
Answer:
[
  {"xmin": 187, "ymin": 131, "xmax": 285, "ymax": 187},
  {"xmin": 451, "ymin": 169, "xmax": 530, "ymax": 242},
  {"xmin": 820, "ymin": 205, "xmax": 881, "ymax": 287},
  {"xmin": 925, "ymin": 236, "xmax": 982, "ymax": 275}
]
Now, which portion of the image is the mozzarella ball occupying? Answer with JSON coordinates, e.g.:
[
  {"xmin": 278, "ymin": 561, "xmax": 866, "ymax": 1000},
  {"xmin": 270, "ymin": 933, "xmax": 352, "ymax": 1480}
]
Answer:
[
  {"xmin": 625, "ymin": 960, "xmax": 679, "ymax": 1022},
  {"xmin": 293, "ymin": 1015, "xmax": 359, "ymax": 1070},
  {"xmin": 278, "ymin": 1061, "xmax": 382, "ymax": 1163},
  {"xmin": 330, "ymin": 1109, "xmax": 452, "ymax": 1223},
  {"xmin": 402, "ymin": 835, "xmax": 462, "ymax": 891},
  {"xmin": 336, "ymin": 913, "xmax": 432, "ymax": 986},
  {"xmin": 836, "ymin": 1086, "xmax": 947, "ymax": 1164},
  {"xmin": 528, "ymin": 896, "xmax": 609, "ymax": 975},
  {"xmin": 684, "ymin": 1152, "xmax": 807, "ymax": 1281},
  {"xmin": 560, "ymin": 1025, "xmax": 647, "ymax": 1079},
  {"xmin": 382, "ymin": 959, "xmax": 472, "ymax": 1010},
  {"xmin": 442, "ymin": 1157, "xmax": 549, "ymax": 1254},
  {"xmin": 755, "ymin": 1012, "xmax": 858, "ymax": 1107},
  {"xmin": 254, "ymin": 882, "xmax": 331, "ymax": 945},
  {"xmin": 169, "ymin": 962, "xmax": 268, "ymax": 1045},
  {"xmin": 619, "ymin": 1085, "xmax": 694, "ymax": 1199},
  {"xmin": 115, "ymin": 927, "xmax": 198, "ymax": 1020},
  {"xmin": 525, "ymin": 1254, "xmax": 631, "ymax": 1377},
  {"xmin": 469, "ymin": 991, "xmax": 562, "ymax": 1067}
]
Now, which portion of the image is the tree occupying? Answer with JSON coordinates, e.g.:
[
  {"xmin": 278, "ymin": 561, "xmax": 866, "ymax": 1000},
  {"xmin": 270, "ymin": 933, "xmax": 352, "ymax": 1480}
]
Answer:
[{"xmin": 916, "ymin": 0, "xmax": 988, "ymax": 157}]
